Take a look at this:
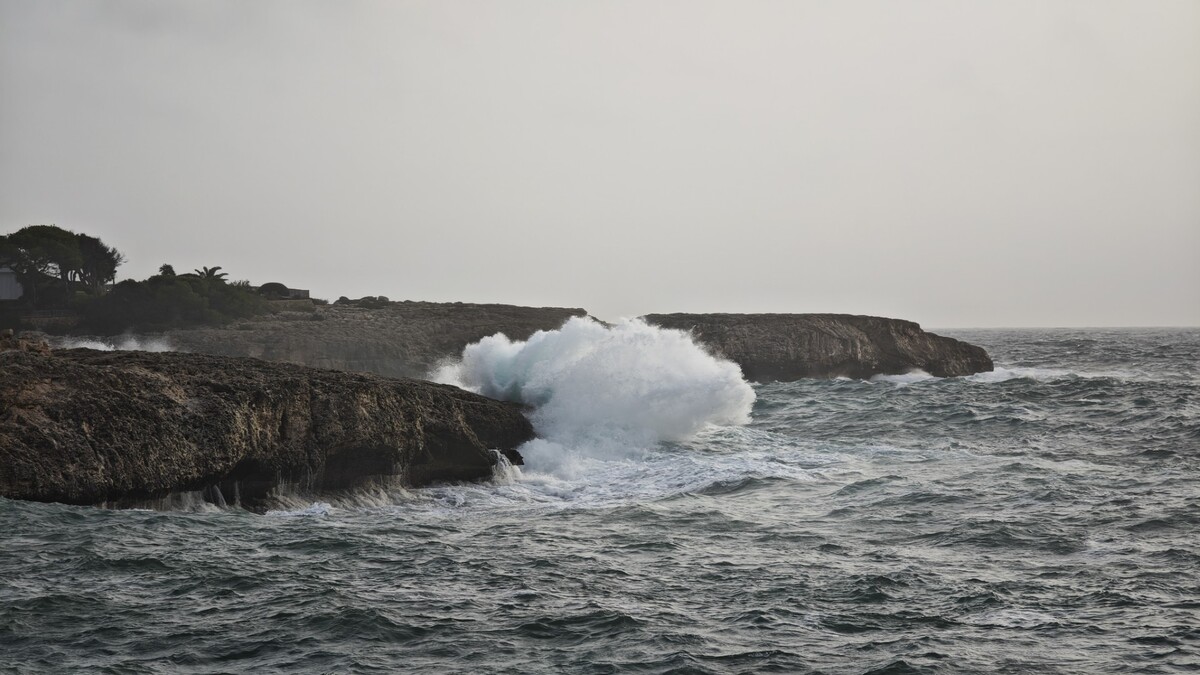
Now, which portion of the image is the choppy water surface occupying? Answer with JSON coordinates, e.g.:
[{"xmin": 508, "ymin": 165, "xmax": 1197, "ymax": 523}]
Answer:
[{"xmin": 3, "ymin": 328, "xmax": 1198, "ymax": 673}]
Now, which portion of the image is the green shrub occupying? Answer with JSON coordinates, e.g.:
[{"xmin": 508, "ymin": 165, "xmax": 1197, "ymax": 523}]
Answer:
[{"xmin": 81, "ymin": 275, "xmax": 268, "ymax": 334}]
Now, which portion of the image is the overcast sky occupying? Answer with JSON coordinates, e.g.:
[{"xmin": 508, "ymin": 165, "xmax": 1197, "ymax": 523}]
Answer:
[{"xmin": 2, "ymin": 0, "xmax": 1197, "ymax": 327}]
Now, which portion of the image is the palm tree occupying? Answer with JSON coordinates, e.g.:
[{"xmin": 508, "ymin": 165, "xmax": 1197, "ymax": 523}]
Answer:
[{"xmin": 193, "ymin": 266, "xmax": 228, "ymax": 281}]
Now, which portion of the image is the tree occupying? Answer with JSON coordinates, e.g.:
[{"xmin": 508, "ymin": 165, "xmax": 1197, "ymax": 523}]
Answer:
[
  {"xmin": 159, "ymin": 264, "xmax": 176, "ymax": 277},
  {"xmin": 0, "ymin": 225, "xmax": 125, "ymax": 306},
  {"xmin": 1, "ymin": 225, "xmax": 77, "ymax": 295},
  {"xmin": 193, "ymin": 266, "xmax": 228, "ymax": 281},
  {"xmin": 76, "ymin": 234, "xmax": 125, "ymax": 292}
]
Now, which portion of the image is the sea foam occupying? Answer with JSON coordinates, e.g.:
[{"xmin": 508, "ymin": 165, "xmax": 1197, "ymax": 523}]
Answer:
[
  {"xmin": 55, "ymin": 335, "xmax": 174, "ymax": 352},
  {"xmin": 434, "ymin": 317, "xmax": 755, "ymax": 475}
]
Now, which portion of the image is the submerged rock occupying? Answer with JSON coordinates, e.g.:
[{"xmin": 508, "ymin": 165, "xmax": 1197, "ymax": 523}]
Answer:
[
  {"xmin": 641, "ymin": 313, "xmax": 993, "ymax": 380},
  {"xmin": 0, "ymin": 348, "xmax": 533, "ymax": 508}
]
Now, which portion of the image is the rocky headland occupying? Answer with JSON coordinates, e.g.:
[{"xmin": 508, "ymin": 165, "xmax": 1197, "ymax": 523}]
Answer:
[
  {"xmin": 137, "ymin": 303, "xmax": 992, "ymax": 383},
  {"xmin": 0, "ymin": 343, "xmax": 533, "ymax": 509},
  {"xmin": 642, "ymin": 313, "xmax": 993, "ymax": 380},
  {"xmin": 1, "ymin": 308, "xmax": 996, "ymax": 508}
]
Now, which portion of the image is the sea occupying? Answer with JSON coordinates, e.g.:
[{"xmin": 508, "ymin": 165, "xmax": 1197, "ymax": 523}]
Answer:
[{"xmin": 2, "ymin": 325, "xmax": 1198, "ymax": 674}]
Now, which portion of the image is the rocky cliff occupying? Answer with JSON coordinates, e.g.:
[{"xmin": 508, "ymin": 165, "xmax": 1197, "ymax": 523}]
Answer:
[
  {"xmin": 642, "ymin": 313, "xmax": 993, "ymax": 381},
  {"xmin": 0, "ymin": 346, "xmax": 534, "ymax": 508},
  {"xmin": 51, "ymin": 301, "xmax": 994, "ymax": 385},
  {"xmin": 162, "ymin": 301, "xmax": 587, "ymax": 379}
]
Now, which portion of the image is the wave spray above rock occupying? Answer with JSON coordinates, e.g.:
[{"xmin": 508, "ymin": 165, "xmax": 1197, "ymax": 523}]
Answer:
[{"xmin": 434, "ymin": 318, "xmax": 756, "ymax": 475}]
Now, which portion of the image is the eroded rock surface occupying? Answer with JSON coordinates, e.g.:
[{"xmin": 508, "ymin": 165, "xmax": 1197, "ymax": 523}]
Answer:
[
  {"xmin": 0, "ymin": 348, "xmax": 533, "ymax": 508},
  {"xmin": 163, "ymin": 301, "xmax": 587, "ymax": 379},
  {"xmin": 642, "ymin": 313, "xmax": 993, "ymax": 381}
]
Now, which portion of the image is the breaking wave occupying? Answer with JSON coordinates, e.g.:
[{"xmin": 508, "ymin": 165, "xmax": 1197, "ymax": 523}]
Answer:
[
  {"xmin": 870, "ymin": 370, "xmax": 937, "ymax": 386},
  {"xmin": 54, "ymin": 335, "xmax": 174, "ymax": 352},
  {"xmin": 434, "ymin": 317, "xmax": 755, "ymax": 474}
]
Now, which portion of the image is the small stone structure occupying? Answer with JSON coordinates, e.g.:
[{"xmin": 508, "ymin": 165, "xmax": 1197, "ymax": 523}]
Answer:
[
  {"xmin": 257, "ymin": 282, "xmax": 309, "ymax": 300},
  {"xmin": 0, "ymin": 266, "xmax": 24, "ymax": 301}
]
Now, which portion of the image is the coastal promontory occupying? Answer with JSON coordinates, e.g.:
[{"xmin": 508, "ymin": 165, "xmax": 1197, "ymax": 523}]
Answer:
[
  {"xmin": 155, "ymin": 304, "xmax": 993, "ymax": 382},
  {"xmin": 0, "ymin": 344, "xmax": 533, "ymax": 508},
  {"xmin": 642, "ymin": 313, "xmax": 994, "ymax": 381}
]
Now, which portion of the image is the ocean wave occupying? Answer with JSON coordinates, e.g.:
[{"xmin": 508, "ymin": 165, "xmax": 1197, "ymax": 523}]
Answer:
[
  {"xmin": 54, "ymin": 335, "xmax": 174, "ymax": 352},
  {"xmin": 264, "ymin": 502, "xmax": 333, "ymax": 518},
  {"xmin": 868, "ymin": 366, "xmax": 1152, "ymax": 386},
  {"xmin": 967, "ymin": 366, "xmax": 1153, "ymax": 384},
  {"xmin": 243, "ymin": 427, "xmax": 829, "ymax": 515},
  {"xmin": 434, "ymin": 317, "xmax": 756, "ymax": 475},
  {"xmin": 4, "ymin": 328, "xmax": 1195, "ymax": 674},
  {"xmin": 870, "ymin": 370, "xmax": 938, "ymax": 385}
]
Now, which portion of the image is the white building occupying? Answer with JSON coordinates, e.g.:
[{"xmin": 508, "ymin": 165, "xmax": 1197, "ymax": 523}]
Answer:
[{"xmin": 0, "ymin": 266, "xmax": 24, "ymax": 301}]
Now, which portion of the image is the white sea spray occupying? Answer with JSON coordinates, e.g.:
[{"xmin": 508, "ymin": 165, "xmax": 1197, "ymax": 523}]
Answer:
[
  {"xmin": 434, "ymin": 317, "xmax": 756, "ymax": 476},
  {"xmin": 55, "ymin": 335, "xmax": 174, "ymax": 352}
]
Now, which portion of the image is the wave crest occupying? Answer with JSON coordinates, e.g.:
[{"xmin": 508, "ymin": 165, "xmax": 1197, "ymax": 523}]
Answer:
[
  {"xmin": 434, "ymin": 317, "xmax": 755, "ymax": 461},
  {"xmin": 55, "ymin": 336, "xmax": 173, "ymax": 352}
]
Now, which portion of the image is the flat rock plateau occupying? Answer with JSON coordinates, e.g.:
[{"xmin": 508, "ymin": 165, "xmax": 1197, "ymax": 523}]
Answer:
[{"xmin": 163, "ymin": 301, "xmax": 588, "ymax": 379}]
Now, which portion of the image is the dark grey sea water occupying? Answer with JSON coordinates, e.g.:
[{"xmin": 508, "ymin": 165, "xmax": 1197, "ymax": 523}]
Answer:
[{"xmin": 2, "ymin": 328, "xmax": 1198, "ymax": 674}]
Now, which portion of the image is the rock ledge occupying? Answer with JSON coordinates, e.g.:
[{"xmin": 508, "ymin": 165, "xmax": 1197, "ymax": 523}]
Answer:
[
  {"xmin": 642, "ymin": 313, "xmax": 993, "ymax": 380},
  {"xmin": 0, "ymin": 348, "xmax": 533, "ymax": 508}
]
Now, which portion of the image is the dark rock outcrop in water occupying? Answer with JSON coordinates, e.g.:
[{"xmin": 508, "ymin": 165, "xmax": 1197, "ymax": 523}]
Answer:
[
  {"xmin": 642, "ymin": 313, "xmax": 993, "ymax": 381},
  {"xmin": 0, "ymin": 347, "xmax": 533, "ymax": 508},
  {"xmin": 162, "ymin": 301, "xmax": 587, "ymax": 379}
]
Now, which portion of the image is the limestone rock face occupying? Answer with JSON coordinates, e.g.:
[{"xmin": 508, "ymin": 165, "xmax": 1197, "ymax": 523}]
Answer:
[
  {"xmin": 162, "ymin": 301, "xmax": 587, "ymax": 379},
  {"xmin": 641, "ymin": 313, "xmax": 993, "ymax": 381},
  {"xmin": 0, "ymin": 348, "xmax": 533, "ymax": 508}
]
